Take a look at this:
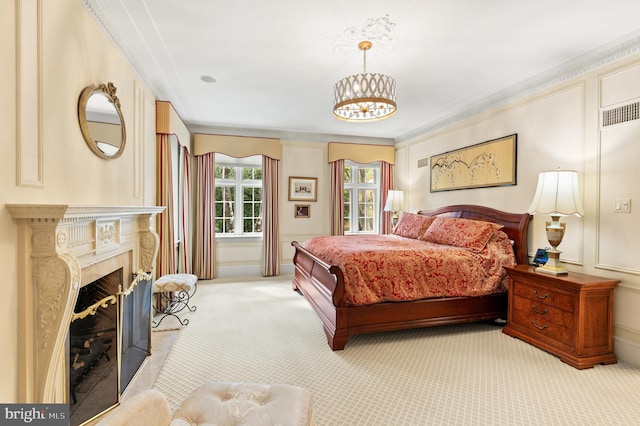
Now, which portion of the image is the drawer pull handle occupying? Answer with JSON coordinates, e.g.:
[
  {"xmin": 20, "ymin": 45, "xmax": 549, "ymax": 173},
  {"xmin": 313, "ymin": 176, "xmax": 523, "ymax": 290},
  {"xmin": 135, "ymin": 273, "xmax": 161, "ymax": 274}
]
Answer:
[
  {"xmin": 531, "ymin": 304, "xmax": 549, "ymax": 315},
  {"xmin": 532, "ymin": 320, "xmax": 548, "ymax": 330},
  {"xmin": 532, "ymin": 290, "xmax": 549, "ymax": 299}
]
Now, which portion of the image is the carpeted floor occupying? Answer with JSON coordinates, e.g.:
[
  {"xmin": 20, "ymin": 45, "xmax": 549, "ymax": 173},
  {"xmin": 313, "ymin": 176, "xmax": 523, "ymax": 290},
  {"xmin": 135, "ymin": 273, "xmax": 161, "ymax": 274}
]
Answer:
[{"xmin": 152, "ymin": 278, "xmax": 640, "ymax": 425}]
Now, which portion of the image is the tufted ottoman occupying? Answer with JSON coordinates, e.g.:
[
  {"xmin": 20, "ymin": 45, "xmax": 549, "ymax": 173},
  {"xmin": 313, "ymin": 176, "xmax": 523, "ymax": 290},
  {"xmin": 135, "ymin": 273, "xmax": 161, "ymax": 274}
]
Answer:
[
  {"xmin": 152, "ymin": 273, "xmax": 198, "ymax": 327},
  {"xmin": 171, "ymin": 382, "xmax": 315, "ymax": 426}
]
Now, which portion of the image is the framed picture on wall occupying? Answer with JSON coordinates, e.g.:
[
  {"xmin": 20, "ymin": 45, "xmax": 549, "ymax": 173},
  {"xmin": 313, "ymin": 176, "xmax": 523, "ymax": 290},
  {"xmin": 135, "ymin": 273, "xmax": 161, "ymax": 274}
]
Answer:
[
  {"xmin": 289, "ymin": 176, "xmax": 317, "ymax": 201},
  {"xmin": 430, "ymin": 134, "xmax": 517, "ymax": 192},
  {"xmin": 294, "ymin": 204, "xmax": 310, "ymax": 218}
]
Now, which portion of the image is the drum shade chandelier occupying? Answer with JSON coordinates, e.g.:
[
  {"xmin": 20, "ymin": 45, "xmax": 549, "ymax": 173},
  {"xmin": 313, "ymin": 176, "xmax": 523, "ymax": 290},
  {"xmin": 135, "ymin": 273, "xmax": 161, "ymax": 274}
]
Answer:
[{"xmin": 333, "ymin": 41, "xmax": 397, "ymax": 122}]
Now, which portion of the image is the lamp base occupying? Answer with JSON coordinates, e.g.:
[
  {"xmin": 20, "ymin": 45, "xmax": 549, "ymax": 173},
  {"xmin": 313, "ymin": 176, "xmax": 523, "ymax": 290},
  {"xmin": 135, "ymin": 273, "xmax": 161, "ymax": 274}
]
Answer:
[
  {"xmin": 534, "ymin": 250, "xmax": 568, "ymax": 275},
  {"xmin": 391, "ymin": 212, "xmax": 399, "ymax": 227}
]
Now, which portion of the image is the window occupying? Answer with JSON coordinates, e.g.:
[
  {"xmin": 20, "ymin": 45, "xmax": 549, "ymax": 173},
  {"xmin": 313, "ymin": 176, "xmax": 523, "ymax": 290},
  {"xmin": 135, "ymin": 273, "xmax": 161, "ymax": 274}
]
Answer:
[
  {"xmin": 343, "ymin": 161, "xmax": 381, "ymax": 233},
  {"xmin": 214, "ymin": 155, "xmax": 263, "ymax": 236}
]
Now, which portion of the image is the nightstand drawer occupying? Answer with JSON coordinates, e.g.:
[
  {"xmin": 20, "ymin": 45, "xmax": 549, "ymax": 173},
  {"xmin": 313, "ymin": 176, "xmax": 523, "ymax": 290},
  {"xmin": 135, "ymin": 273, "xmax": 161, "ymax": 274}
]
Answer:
[
  {"xmin": 513, "ymin": 295, "xmax": 574, "ymax": 327},
  {"xmin": 512, "ymin": 307, "xmax": 573, "ymax": 347},
  {"xmin": 513, "ymin": 281, "xmax": 574, "ymax": 312}
]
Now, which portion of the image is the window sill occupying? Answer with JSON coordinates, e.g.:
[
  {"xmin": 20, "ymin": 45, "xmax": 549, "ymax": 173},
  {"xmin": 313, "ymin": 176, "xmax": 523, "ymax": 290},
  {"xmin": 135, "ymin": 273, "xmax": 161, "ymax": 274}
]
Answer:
[{"xmin": 215, "ymin": 235, "xmax": 263, "ymax": 243}]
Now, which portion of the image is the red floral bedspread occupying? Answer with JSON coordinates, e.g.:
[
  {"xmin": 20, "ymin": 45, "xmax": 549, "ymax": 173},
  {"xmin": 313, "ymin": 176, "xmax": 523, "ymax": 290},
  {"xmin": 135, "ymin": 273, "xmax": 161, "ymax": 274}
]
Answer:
[{"xmin": 302, "ymin": 232, "xmax": 515, "ymax": 306}]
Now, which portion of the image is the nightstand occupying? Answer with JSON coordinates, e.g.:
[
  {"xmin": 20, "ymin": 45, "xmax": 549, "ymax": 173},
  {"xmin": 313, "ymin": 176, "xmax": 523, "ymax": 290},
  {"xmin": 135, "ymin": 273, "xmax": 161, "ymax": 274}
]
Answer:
[{"xmin": 502, "ymin": 265, "xmax": 619, "ymax": 369}]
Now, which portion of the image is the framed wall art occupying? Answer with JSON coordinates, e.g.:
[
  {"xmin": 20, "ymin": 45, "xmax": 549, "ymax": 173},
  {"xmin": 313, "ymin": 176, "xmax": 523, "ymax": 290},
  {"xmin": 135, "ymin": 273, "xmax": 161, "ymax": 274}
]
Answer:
[
  {"xmin": 288, "ymin": 176, "xmax": 317, "ymax": 201},
  {"xmin": 294, "ymin": 204, "xmax": 310, "ymax": 218},
  {"xmin": 430, "ymin": 134, "xmax": 517, "ymax": 192}
]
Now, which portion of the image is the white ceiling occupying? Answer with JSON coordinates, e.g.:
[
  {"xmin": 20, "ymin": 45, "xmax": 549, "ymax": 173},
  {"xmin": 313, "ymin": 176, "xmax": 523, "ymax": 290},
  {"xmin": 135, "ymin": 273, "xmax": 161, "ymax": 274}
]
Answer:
[{"xmin": 83, "ymin": 0, "xmax": 640, "ymax": 143}]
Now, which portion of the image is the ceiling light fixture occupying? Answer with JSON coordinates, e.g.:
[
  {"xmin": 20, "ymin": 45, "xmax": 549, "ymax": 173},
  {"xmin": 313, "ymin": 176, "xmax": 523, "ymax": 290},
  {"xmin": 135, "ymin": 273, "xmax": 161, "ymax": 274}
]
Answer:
[
  {"xmin": 333, "ymin": 41, "xmax": 397, "ymax": 122},
  {"xmin": 200, "ymin": 75, "xmax": 217, "ymax": 83}
]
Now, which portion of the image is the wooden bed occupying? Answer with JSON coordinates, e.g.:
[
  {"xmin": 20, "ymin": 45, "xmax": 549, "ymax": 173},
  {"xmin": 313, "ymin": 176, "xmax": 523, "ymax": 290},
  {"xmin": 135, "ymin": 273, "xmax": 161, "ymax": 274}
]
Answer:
[{"xmin": 291, "ymin": 204, "xmax": 532, "ymax": 350}]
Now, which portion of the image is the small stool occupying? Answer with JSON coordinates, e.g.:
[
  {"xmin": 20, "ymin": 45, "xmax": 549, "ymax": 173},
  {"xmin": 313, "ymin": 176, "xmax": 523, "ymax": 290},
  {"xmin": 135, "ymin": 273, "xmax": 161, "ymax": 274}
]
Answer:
[
  {"xmin": 152, "ymin": 273, "xmax": 198, "ymax": 328},
  {"xmin": 171, "ymin": 382, "xmax": 315, "ymax": 426}
]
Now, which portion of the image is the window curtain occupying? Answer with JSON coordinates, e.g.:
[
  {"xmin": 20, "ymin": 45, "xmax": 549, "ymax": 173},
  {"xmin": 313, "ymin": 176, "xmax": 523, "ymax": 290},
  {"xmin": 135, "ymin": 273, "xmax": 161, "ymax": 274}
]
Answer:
[
  {"xmin": 262, "ymin": 156, "xmax": 280, "ymax": 276},
  {"xmin": 193, "ymin": 152, "xmax": 216, "ymax": 279},
  {"xmin": 179, "ymin": 144, "xmax": 193, "ymax": 273},
  {"xmin": 156, "ymin": 134, "xmax": 176, "ymax": 276},
  {"xmin": 381, "ymin": 161, "xmax": 394, "ymax": 235},
  {"xmin": 330, "ymin": 159, "xmax": 345, "ymax": 236}
]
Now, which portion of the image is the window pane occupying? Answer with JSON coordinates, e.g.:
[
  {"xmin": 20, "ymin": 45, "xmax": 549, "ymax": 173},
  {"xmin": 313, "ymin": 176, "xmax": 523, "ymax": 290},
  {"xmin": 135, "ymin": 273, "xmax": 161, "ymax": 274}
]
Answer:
[
  {"xmin": 343, "ymin": 166, "xmax": 352, "ymax": 183},
  {"xmin": 214, "ymin": 186, "xmax": 235, "ymax": 234},
  {"xmin": 215, "ymin": 166, "xmax": 235, "ymax": 179},
  {"xmin": 357, "ymin": 189, "xmax": 375, "ymax": 233},
  {"xmin": 364, "ymin": 218, "xmax": 374, "ymax": 232},
  {"xmin": 357, "ymin": 167, "xmax": 376, "ymax": 184},
  {"xmin": 242, "ymin": 186, "xmax": 262, "ymax": 234},
  {"xmin": 343, "ymin": 189, "xmax": 351, "ymax": 232}
]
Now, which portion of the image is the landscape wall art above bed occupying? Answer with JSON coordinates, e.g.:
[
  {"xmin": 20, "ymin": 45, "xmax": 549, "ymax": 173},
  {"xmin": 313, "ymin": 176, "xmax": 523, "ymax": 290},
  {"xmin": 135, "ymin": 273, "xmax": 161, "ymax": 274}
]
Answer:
[{"xmin": 430, "ymin": 134, "xmax": 517, "ymax": 192}]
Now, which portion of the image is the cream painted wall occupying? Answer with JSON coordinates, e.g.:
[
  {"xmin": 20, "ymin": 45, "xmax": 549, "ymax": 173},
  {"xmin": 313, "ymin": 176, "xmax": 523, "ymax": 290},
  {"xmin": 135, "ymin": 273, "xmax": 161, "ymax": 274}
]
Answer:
[
  {"xmin": 2, "ymin": 0, "xmax": 157, "ymax": 402},
  {"xmin": 395, "ymin": 53, "xmax": 640, "ymax": 367},
  {"xmin": 280, "ymin": 141, "xmax": 328, "ymax": 267}
]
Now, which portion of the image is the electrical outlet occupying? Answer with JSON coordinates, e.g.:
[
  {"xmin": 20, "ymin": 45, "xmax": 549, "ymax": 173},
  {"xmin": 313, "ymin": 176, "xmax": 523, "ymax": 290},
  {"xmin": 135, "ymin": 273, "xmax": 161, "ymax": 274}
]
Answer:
[{"xmin": 614, "ymin": 198, "xmax": 632, "ymax": 213}]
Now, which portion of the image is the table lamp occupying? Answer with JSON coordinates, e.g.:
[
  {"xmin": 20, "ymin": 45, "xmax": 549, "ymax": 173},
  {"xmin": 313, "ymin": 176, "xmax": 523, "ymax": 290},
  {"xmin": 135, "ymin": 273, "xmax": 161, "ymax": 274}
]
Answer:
[
  {"xmin": 384, "ymin": 189, "xmax": 405, "ymax": 227},
  {"xmin": 528, "ymin": 169, "xmax": 584, "ymax": 275}
]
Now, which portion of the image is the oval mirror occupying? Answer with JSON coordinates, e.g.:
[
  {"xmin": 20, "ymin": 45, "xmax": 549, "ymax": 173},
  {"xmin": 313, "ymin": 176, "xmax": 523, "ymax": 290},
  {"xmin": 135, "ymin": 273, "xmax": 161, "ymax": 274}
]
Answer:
[{"xmin": 78, "ymin": 82, "xmax": 126, "ymax": 159}]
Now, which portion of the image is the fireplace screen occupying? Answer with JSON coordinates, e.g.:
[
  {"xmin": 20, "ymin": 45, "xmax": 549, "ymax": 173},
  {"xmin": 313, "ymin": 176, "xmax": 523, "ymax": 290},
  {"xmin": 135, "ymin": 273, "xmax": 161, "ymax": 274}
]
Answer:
[
  {"xmin": 68, "ymin": 269, "xmax": 152, "ymax": 425},
  {"xmin": 120, "ymin": 273, "xmax": 152, "ymax": 393},
  {"xmin": 68, "ymin": 270, "xmax": 120, "ymax": 425}
]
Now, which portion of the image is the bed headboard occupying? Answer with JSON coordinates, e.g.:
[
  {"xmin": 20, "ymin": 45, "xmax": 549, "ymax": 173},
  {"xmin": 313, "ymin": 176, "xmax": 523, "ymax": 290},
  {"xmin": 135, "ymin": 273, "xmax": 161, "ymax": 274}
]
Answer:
[{"xmin": 417, "ymin": 204, "xmax": 532, "ymax": 265}]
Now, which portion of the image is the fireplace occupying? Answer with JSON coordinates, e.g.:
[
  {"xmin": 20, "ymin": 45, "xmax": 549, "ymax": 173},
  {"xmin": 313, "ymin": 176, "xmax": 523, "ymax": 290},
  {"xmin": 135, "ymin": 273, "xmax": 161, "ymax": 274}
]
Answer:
[{"xmin": 6, "ymin": 205, "xmax": 163, "ymax": 411}]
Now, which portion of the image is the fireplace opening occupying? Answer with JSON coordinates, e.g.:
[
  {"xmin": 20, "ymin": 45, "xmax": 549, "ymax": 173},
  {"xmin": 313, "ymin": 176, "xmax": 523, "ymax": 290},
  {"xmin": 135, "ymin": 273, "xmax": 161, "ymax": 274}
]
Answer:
[{"xmin": 68, "ymin": 269, "xmax": 121, "ymax": 426}]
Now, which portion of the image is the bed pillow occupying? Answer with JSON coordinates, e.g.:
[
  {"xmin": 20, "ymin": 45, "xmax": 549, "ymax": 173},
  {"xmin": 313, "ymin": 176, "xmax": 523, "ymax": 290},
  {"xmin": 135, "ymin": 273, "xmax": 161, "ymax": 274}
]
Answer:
[
  {"xmin": 392, "ymin": 212, "xmax": 436, "ymax": 239},
  {"xmin": 421, "ymin": 216, "xmax": 503, "ymax": 252}
]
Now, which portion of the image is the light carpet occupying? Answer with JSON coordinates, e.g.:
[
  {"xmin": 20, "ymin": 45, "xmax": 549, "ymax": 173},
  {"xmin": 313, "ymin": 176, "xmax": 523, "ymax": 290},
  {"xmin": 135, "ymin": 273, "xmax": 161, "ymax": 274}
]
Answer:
[{"xmin": 153, "ymin": 278, "xmax": 640, "ymax": 425}]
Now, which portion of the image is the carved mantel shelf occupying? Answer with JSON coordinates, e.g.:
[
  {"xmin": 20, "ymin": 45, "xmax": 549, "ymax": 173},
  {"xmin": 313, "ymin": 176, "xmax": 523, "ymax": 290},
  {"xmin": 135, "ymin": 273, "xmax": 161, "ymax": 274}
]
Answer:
[{"xmin": 6, "ymin": 204, "xmax": 164, "ymax": 404}]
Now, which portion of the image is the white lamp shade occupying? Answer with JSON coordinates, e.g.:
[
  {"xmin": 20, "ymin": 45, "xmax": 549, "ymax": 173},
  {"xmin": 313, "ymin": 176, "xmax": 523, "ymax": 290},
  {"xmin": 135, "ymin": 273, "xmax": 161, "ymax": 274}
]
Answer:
[
  {"xmin": 528, "ymin": 169, "xmax": 584, "ymax": 216},
  {"xmin": 384, "ymin": 189, "xmax": 405, "ymax": 212}
]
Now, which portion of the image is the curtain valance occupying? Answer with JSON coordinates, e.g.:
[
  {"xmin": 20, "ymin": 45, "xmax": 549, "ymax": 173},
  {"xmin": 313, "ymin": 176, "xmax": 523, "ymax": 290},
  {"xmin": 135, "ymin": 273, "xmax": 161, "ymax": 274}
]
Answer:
[
  {"xmin": 194, "ymin": 134, "xmax": 281, "ymax": 160},
  {"xmin": 328, "ymin": 142, "xmax": 395, "ymax": 165},
  {"xmin": 156, "ymin": 101, "xmax": 190, "ymax": 151}
]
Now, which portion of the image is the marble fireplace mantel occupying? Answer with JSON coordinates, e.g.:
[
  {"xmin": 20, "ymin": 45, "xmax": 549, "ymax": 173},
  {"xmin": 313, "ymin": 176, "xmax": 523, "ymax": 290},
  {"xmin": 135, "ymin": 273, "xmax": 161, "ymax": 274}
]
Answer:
[{"xmin": 6, "ymin": 204, "xmax": 164, "ymax": 404}]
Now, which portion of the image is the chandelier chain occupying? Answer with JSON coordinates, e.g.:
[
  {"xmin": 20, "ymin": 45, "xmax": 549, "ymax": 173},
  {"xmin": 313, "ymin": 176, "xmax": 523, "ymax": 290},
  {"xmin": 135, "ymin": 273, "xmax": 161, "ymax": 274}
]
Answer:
[{"xmin": 363, "ymin": 49, "xmax": 367, "ymax": 74}]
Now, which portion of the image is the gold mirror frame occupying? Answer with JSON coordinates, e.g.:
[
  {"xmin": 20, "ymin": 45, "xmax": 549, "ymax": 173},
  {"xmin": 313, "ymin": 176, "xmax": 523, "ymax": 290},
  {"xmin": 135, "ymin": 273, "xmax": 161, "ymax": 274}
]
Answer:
[{"xmin": 78, "ymin": 82, "xmax": 126, "ymax": 159}]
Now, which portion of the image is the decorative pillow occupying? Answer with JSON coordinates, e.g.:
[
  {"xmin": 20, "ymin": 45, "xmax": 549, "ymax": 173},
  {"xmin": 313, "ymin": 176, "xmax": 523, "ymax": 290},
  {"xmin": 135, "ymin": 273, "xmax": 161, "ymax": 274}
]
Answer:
[
  {"xmin": 421, "ymin": 217, "xmax": 503, "ymax": 252},
  {"xmin": 392, "ymin": 212, "xmax": 436, "ymax": 239}
]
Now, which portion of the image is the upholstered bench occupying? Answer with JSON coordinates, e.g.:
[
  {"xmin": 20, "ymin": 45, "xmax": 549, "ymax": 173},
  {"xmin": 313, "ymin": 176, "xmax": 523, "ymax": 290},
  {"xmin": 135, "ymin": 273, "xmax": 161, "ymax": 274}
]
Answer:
[
  {"xmin": 97, "ymin": 382, "xmax": 315, "ymax": 426},
  {"xmin": 152, "ymin": 273, "xmax": 198, "ymax": 328},
  {"xmin": 172, "ymin": 382, "xmax": 315, "ymax": 425}
]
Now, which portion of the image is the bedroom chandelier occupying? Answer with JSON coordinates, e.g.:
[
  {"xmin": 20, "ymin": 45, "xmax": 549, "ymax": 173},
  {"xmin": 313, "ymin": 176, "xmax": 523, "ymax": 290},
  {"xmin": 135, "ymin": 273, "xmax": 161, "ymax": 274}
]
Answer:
[{"xmin": 333, "ymin": 41, "xmax": 397, "ymax": 122}]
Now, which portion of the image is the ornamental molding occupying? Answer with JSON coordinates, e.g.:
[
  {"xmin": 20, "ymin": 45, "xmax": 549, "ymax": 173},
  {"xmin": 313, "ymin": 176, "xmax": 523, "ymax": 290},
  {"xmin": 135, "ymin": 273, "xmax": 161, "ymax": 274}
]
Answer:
[{"xmin": 7, "ymin": 204, "xmax": 163, "ymax": 403}]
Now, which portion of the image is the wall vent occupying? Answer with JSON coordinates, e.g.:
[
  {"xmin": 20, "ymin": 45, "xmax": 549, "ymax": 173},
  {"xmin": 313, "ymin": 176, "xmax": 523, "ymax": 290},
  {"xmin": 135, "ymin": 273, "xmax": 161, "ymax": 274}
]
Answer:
[
  {"xmin": 417, "ymin": 157, "xmax": 429, "ymax": 168},
  {"xmin": 602, "ymin": 101, "xmax": 639, "ymax": 127}
]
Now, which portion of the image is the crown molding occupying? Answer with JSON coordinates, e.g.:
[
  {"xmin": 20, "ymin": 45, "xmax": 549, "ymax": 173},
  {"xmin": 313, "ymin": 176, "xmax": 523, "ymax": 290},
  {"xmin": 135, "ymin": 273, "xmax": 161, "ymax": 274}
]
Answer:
[
  {"xmin": 396, "ymin": 30, "xmax": 640, "ymax": 143},
  {"xmin": 81, "ymin": 1, "xmax": 640, "ymax": 145}
]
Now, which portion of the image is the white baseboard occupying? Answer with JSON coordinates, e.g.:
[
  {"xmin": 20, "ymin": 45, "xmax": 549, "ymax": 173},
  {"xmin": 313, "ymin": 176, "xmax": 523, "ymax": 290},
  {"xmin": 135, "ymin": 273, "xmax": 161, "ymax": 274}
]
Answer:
[
  {"xmin": 215, "ymin": 265, "xmax": 262, "ymax": 277},
  {"xmin": 215, "ymin": 263, "xmax": 295, "ymax": 278},
  {"xmin": 614, "ymin": 324, "xmax": 640, "ymax": 367}
]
